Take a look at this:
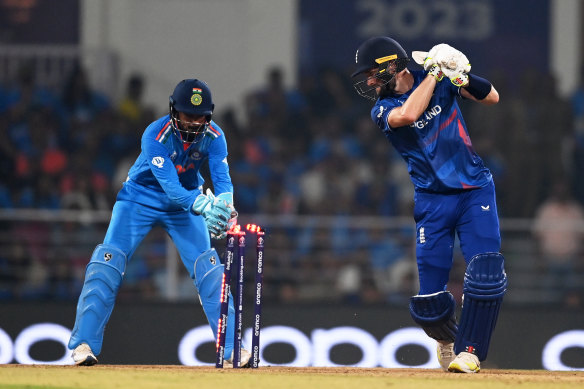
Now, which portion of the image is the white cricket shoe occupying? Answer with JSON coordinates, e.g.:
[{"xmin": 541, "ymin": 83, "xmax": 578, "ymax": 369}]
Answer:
[
  {"xmin": 72, "ymin": 343, "xmax": 98, "ymax": 366},
  {"xmin": 224, "ymin": 348, "xmax": 252, "ymax": 368},
  {"xmin": 436, "ymin": 341, "xmax": 455, "ymax": 371},
  {"xmin": 448, "ymin": 351, "xmax": 480, "ymax": 373}
]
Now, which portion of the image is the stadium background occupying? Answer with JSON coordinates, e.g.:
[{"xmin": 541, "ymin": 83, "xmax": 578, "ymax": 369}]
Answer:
[{"xmin": 0, "ymin": 0, "xmax": 583, "ymax": 370}]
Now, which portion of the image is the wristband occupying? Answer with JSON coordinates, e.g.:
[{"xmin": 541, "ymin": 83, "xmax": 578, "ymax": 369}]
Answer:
[{"xmin": 464, "ymin": 74, "xmax": 491, "ymax": 100}]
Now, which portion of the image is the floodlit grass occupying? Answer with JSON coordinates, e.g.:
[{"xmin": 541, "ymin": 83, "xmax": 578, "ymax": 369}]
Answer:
[{"xmin": 1, "ymin": 365, "xmax": 583, "ymax": 389}]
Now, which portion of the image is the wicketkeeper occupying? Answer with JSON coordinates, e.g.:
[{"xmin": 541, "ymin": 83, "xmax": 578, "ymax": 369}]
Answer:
[{"xmin": 68, "ymin": 78, "xmax": 250, "ymax": 367}]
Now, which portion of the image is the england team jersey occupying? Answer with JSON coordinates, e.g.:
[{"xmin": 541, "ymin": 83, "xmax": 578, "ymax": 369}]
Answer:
[
  {"xmin": 125, "ymin": 115, "xmax": 233, "ymax": 212},
  {"xmin": 372, "ymin": 70, "xmax": 492, "ymax": 193}
]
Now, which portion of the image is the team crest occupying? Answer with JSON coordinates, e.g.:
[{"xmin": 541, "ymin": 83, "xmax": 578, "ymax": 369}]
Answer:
[{"xmin": 191, "ymin": 88, "xmax": 203, "ymax": 106}]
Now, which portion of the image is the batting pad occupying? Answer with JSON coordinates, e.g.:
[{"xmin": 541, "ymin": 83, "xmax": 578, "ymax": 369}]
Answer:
[
  {"xmin": 68, "ymin": 244, "xmax": 127, "ymax": 355},
  {"xmin": 410, "ymin": 291, "xmax": 458, "ymax": 343},
  {"xmin": 455, "ymin": 252, "xmax": 507, "ymax": 361}
]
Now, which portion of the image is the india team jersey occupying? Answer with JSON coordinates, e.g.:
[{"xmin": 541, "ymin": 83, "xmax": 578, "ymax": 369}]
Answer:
[
  {"xmin": 371, "ymin": 70, "xmax": 492, "ymax": 193},
  {"xmin": 125, "ymin": 115, "xmax": 233, "ymax": 212}
]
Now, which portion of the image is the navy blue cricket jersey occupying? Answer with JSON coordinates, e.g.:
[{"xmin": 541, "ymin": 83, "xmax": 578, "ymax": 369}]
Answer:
[{"xmin": 371, "ymin": 70, "xmax": 492, "ymax": 193}]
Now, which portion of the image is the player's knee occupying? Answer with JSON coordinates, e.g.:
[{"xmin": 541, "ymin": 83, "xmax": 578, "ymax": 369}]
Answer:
[
  {"xmin": 410, "ymin": 291, "xmax": 457, "ymax": 342},
  {"xmin": 88, "ymin": 244, "xmax": 127, "ymax": 277},
  {"xmin": 82, "ymin": 244, "xmax": 127, "ymax": 298},
  {"xmin": 464, "ymin": 252, "xmax": 507, "ymax": 299},
  {"xmin": 193, "ymin": 248, "xmax": 222, "ymax": 291},
  {"xmin": 82, "ymin": 244, "xmax": 127, "ymax": 302}
]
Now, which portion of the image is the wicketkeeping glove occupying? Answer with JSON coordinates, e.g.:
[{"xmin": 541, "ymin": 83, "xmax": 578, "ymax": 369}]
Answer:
[
  {"xmin": 209, "ymin": 192, "xmax": 238, "ymax": 239},
  {"xmin": 192, "ymin": 189, "xmax": 235, "ymax": 239}
]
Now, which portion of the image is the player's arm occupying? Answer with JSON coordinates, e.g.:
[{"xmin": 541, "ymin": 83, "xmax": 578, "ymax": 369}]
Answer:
[
  {"xmin": 387, "ymin": 71, "xmax": 439, "ymax": 128},
  {"xmin": 460, "ymin": 75, "xmax": 499, "ymax": 106},
  {"xmin": 414, "ymin": 44, "xmax": 499, "ymax": 106}
]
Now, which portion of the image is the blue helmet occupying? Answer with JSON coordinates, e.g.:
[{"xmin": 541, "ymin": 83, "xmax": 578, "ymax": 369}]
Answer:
[
  {"xmin": 169, "ymin": 79, "xmax": 215, "ymax": 143},
  {"xmin": 351, "ymin": 36, "xmax": 410, "ymax": 100}
]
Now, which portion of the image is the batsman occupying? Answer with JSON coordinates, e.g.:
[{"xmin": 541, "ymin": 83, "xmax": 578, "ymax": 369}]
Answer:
[
  {"xmin": 351, "ymin": 37, "xmax": 507, "ymax": 373},
  {"xmin": 68, "ymin": 78, "xmax": 250, "ymax": 367}
]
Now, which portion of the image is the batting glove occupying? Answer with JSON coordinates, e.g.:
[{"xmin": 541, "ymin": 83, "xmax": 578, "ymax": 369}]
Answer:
[
  {"xmin": 422, "ymin": 43, "xmax": 451, "ymax": 71},
  {"xmin": 433, "ymin": 45, "xmax": 471, "ymax": 86},
  {"xmin": 428, "ymin": 64, "xmax": 444, "ymax": 81}
]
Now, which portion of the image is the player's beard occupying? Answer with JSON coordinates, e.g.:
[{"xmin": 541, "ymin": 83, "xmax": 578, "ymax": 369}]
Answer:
[{"xmin": 379, "ymin": 77, "xmax": 398, "ymax": 97}]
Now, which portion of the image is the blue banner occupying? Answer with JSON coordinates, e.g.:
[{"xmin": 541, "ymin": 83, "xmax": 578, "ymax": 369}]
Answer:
[{"xmin": 299, "ymin": 0, "xmax": 549, "ymax": 83}]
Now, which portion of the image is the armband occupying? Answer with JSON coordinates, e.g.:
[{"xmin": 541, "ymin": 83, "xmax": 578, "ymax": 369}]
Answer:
[{"xmin": 464, "ymin": 74, "xmax": 492, "ymax": 100}]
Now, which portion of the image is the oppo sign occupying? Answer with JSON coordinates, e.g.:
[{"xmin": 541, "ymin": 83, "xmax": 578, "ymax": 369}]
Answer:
[
  {"xmin": 1, "ymin": 324, "xmax": 583, "ymax": 370},
  {"xmin": 178, "ymin": 325, "xmax": 439, "ymax": 368}
]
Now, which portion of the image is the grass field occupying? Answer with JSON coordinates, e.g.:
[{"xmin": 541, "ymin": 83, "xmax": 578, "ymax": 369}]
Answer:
[{"xmin": 1, "ymin": 365, "xmax": 583, "ymax": 389}]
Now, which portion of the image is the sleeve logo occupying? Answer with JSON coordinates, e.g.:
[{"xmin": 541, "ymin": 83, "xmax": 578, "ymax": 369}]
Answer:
[{"xmin": 152, "ymin": 156, "xmax": 165, "ymax": 168}]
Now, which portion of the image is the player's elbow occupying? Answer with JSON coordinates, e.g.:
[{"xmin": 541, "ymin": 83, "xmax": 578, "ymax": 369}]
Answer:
[
  {"xmin": 482, "ymin": 87, "xmax": 499, "ymax": 106},
  {"xmin": 390, "ymin": 111, "xmax": 418, "ymax": 127}
]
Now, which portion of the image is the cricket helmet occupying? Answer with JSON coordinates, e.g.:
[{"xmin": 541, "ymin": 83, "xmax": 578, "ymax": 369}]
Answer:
[
  {"xmin": 169, "ymin": 79, "xmax": 215, "ymax": 143},
  {"xmin": 352, "ymin": 36, "xmax": 410, "ymax": 100}
]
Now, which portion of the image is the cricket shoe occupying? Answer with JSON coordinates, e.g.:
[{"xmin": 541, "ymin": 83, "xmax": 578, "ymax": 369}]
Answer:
[
  {"xmin": 224, "ymin": 348, "xmax": 252, "ymax": 368},
  {"xmin": 436, "ymin": 341, "xmax": 455, "ymax": 371},
  {"xmin": 72, "ymin": 343, "xmax": 98, "ymax": 366},
  {"xmin": 448, "ymin": 351, "xmax": 480, "ymax": 373}
]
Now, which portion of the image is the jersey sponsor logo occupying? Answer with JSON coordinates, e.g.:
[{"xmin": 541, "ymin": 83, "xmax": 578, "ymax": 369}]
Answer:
[
  {"xmin": 152, "ymin": 156, "xmax": 165, "ymax": 168},
  {"xmin": 481, "ymin": 205, "xmax": 490, "ymax": 211},
  {"xmin": 410, "ymin": 105, "xmax": 442, "ymax": 129},
  {"xmin": 176, "ymin": 163, "xmax": 195, "ymax": 174},
  {"xmin": 104, "ymin": 253, "xmax": 112, "ymax": 261}
]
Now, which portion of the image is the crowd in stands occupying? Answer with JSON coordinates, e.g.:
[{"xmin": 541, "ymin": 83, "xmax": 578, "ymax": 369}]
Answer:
[{"xmin": 1, "ymin": 61, "xmax": 583, "ymax": 307}]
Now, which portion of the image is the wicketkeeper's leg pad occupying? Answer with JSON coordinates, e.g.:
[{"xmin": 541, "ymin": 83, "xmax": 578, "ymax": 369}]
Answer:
[
  {"xmin": 68, "ymin": 244, "xmax": 127, "ymax": 355},
  {"xmin": 410, "ymin": 291, "xmax": 458, "ymax": 343},
  {"xmin": 194, "ymin": 249, "xmax": 235, "ymax": 359},
  {"xmin": 454, "ymin": 252, "xmax": 507, "ymax": 361}
]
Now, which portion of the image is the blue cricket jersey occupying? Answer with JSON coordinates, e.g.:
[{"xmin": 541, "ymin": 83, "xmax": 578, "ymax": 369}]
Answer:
[
  {"xmin": 372, "ymin": 70, "xmax": 492, "ymax": 193},
  {"xmin": 125, "ymin": 115, "xmax": 233, "ymax": 212}
]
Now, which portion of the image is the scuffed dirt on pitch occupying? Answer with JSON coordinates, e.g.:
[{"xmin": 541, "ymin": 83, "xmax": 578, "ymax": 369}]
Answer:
[
  {"xmin": 7, "ymin": 364, "xmax": 584, "ymax": 382},
  {"xmin": 3, "ymin": 365, "xmax": 584, "ymax": 389},
  {"xmin": 38, "ymin": 364, "xmax": 583, "ymax": 381}
]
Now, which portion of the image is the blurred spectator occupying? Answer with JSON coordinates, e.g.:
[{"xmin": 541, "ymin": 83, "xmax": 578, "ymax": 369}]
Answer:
[
  {"xmin": 533, "ymin": 178, "xmax": 584, "ymax": 305},
  {"xmin": 570, "ymin": 65, "xmax": 584, "ymax": 204},
  {"xmin": 117, "ymin": 73, "xmax": 156, "ymax": 127},
  {"xmin": 60, "ymin": 63, "xmax": 110, "ymax": 130}
]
